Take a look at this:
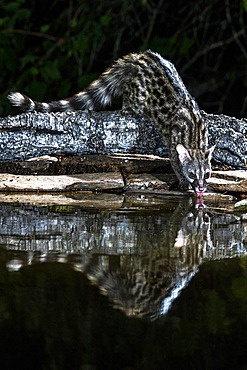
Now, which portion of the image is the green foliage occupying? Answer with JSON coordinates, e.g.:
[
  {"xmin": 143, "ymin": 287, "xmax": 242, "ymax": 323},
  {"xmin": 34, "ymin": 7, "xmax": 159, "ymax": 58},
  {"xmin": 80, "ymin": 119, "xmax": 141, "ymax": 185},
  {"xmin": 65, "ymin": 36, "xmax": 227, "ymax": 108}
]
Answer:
[
  {"xmin": 0, "ymin": 0, "xmax": 246, "ymax": 117},
  {"xmin": 0, "ymin": 0, "xmax": 119, "ymax": 115},
  {"xmin": 243, "ymin": 0, "xmax": 247, "ymax": 12},
  {"xmin": 149, "ymin": 36, "xmax": 194, "ymax": 57}
]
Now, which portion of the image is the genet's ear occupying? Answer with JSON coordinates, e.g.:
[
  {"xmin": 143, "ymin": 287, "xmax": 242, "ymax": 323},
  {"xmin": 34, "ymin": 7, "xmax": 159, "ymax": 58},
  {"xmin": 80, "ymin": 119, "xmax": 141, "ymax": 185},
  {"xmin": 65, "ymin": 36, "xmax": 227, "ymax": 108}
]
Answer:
[
  {"xmin": 176, "ymin": 144, "xmax": 191, "ymax": 164},
  {"xmin": 205, "ymin": 145, "xmax": 216, "ymax": 159}
]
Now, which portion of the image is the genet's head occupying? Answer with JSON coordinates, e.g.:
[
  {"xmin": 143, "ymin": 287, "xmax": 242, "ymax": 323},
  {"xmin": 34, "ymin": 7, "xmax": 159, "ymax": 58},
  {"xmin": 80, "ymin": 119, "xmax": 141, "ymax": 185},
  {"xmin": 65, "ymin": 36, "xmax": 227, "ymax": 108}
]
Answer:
[{"xmin": 176, "ymin": 144, "xmax": 215, "ymax": 196}]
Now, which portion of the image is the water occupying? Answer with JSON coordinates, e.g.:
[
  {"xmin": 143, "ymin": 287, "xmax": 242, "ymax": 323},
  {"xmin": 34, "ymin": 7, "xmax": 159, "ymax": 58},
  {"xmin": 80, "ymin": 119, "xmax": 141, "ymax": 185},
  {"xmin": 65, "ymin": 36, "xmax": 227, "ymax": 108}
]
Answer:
[{"xmin": 0, "ymin": 192, "xmax": 246, "ymax": 369}]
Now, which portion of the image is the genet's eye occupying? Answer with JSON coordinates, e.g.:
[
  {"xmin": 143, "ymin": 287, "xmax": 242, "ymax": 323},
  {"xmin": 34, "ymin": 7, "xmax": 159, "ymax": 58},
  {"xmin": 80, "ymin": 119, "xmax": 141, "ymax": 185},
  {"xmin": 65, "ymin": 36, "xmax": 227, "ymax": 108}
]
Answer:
[
  {"xmin": 189, "ymin": 172, "xmax": 195, "ymax": 180},
  {"xmin": 204, "ymin": 172, "xmax": 210, "ymax": 179}
]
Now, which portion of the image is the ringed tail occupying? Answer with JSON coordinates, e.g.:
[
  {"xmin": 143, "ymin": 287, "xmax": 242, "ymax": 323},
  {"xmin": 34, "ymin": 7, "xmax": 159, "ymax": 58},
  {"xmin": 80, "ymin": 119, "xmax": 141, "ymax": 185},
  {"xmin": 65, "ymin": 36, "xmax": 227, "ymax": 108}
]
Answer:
[{"xmin": 8, "ymin": 53, "xmax": 139, "ymax": 113}]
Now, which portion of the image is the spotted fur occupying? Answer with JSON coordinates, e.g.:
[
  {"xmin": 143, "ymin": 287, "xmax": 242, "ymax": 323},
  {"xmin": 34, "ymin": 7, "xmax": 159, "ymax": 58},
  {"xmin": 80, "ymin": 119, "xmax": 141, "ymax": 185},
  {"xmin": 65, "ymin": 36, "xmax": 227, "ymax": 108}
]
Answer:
[{"xmin": 8, "ymin": 50, "xmax": 214, "ymax": 194}]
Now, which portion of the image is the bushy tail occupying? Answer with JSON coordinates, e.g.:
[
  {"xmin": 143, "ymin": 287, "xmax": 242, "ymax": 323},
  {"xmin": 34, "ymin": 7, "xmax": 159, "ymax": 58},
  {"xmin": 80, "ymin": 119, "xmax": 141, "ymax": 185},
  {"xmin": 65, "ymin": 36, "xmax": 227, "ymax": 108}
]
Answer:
[{"xmin": 8, "ymin": 53, "xmax": 139, "ymax": 113}]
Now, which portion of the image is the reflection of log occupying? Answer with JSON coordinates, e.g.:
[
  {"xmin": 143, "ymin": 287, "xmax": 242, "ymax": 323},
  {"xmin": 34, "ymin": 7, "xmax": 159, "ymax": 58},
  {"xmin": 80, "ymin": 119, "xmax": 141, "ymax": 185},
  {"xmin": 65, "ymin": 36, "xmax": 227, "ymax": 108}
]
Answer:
[
  {"xmin": 1, "ymin": 197, "xmax": 244, "ymax": 254},
  {"xmin": 2, "ymin": 197, "xmax": 245, "ymax": 319},
  {"xmin": 0, "ymin": 109, "xmax": 246, "ymax": 168}
]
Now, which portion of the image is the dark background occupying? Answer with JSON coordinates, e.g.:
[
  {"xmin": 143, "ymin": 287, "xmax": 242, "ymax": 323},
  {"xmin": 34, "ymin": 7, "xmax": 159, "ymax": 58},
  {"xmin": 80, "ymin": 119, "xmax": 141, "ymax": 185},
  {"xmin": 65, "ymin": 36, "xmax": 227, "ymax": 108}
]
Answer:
[{"xmin": 0, "ymin": 0, "xmax": 247, "ymax": 118}]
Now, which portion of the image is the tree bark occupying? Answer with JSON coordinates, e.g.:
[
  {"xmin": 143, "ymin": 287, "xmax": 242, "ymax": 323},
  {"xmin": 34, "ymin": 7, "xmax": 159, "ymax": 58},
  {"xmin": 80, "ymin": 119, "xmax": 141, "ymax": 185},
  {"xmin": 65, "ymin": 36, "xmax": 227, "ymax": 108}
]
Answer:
[{"xmin": 0, "ymin": 109, "xmax": 246, "ymax": 168}]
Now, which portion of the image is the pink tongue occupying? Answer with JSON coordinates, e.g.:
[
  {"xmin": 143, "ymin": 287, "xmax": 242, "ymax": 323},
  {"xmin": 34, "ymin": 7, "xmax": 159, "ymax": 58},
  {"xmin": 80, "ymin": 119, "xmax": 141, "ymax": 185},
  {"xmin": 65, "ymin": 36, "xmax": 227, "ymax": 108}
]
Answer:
[
  {"xmin": 196, "ymin": 191, "xmax": 204, "ymax": 197},
  {"xmin": 196, "ymin": 198, "xmax": 205, "ymax": 208}
]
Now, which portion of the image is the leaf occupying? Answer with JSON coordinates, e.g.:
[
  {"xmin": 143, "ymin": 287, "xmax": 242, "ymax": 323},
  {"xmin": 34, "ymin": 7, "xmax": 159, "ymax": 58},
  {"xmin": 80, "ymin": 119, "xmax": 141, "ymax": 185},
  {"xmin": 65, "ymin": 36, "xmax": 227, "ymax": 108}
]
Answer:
[
  {"xmin": 40, "ymin": 61, "xmax": 61, "ymax": 82},
  {"xmin": 40, "ymin": 24, "xmax": 50, "ymax": 33},
  {"xmin": 30, "ymin": 67, "xmax": 39, "ymax": 76},
  {"xmin": 0, "ymin": 17, "xmax": 9, "ymax": 28},
  {"xmin": 179, "ymin": 37, "xmax": 194, "ymax": 55},
  {"xmin": 243, "ymin": 0, "xmax": 247, "ymax": 12},
  {"xmin": 73, "ymin": 34, "xmax": 89, "ymax": 53},
  {"xmin": 100, "ymin": 15, "xmax": 111, "ymax": 27},
  {"xmin": 4, "ymin": 2, "xmax": 21, "ymax": 12},
  {"xmin": 20, "ymin": 55, "xmax": 37, "ymax": 69},
  {"xmin": 16, "ymin": 9, "xmax": 31, "ymax": 20}
]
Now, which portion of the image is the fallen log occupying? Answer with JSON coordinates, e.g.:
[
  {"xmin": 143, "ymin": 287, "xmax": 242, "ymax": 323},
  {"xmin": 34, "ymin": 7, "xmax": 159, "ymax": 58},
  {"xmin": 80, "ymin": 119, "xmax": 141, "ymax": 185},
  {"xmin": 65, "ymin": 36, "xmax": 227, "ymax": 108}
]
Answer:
[
  {"xmin": 0, "ymin": 110, "xmax": 167, "ymax": 162},
  {"xmin": 203, "ymin": 111, "xmax": 247, "ymax": 168},
  {"xmin": 0, "ymin": 109, "xmax": 246, "ymax": 168}
]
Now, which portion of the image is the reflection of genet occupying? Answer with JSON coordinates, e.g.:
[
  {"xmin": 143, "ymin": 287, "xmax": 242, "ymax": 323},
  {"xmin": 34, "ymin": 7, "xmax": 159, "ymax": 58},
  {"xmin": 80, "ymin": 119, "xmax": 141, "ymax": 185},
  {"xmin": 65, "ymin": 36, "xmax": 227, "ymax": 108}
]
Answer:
[
  {"xmin": 174, "ymin": 201, "xmax": 213, "ymax": 249},
  {"xmin": 79, "ymin": 201, "xmax": 245, "ymax": 319},
  {"xmin": 3, "ymin": 200, "xmax": 246, "ymax": 320}
]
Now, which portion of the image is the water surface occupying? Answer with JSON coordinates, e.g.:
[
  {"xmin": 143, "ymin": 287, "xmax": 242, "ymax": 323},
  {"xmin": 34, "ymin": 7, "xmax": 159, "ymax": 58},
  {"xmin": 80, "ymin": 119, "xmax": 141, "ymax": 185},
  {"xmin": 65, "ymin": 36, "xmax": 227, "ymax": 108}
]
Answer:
[{"xmin": 0, "ymin": 193, "xmax": 246, "ymax": 369}]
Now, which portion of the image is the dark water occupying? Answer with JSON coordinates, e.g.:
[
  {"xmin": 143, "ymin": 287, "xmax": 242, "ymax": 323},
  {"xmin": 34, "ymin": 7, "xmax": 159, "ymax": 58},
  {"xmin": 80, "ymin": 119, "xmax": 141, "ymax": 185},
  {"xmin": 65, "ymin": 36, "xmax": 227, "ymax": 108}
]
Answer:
[{"xmin": 0, "ymin": 193, "xmax": 246, "ymax": 370}]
